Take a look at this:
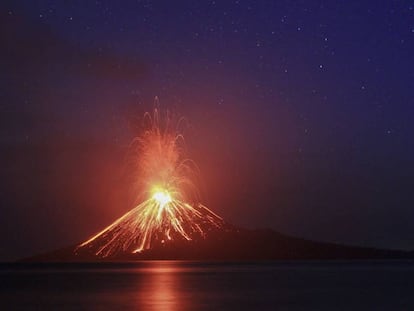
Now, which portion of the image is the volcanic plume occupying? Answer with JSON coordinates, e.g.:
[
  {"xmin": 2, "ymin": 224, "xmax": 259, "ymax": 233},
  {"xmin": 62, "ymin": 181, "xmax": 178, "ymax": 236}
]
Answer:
[{"xmin": 75, "ymin": 103, "xmax": 224, "ymax": 258}]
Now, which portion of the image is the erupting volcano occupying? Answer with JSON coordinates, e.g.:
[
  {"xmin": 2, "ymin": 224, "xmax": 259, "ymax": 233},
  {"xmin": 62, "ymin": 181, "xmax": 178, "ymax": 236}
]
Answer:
[
  {"xmin": 75, "ymin": 103, "xmax": 225, "ymax": 258},
  {"xmin": 25, "ymin": 103, "xmax": 413, "ymax": 262}
]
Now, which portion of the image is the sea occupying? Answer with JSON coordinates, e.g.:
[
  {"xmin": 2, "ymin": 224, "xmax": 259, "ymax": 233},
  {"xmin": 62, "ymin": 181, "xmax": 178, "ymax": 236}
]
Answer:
[{"xmin": 1, "ymin": 261, "xmax": 413, "ymax": 310}]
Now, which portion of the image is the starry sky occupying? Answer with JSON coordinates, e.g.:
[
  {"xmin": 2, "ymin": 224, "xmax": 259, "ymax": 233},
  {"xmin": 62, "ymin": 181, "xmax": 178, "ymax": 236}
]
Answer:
[{"xmin": 1, "ymin": 1, "xmax": 414, "ymax": 260}]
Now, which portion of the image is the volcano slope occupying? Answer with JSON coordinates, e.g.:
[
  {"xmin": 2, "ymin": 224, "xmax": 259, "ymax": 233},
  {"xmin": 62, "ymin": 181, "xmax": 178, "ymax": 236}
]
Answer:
[{"xmin": 23, "ymin": 223, "xmax": 412, "ymax": 261}]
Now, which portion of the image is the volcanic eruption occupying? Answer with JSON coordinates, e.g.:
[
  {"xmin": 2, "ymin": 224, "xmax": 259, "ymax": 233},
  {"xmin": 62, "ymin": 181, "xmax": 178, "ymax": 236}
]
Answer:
[
  {"xmin": 75, "ymin": 102, "xmax": 224, "ymax": 258},
  {"xmin": 25, "ymin": 102, "xmax": 413, "ymax": 262}
]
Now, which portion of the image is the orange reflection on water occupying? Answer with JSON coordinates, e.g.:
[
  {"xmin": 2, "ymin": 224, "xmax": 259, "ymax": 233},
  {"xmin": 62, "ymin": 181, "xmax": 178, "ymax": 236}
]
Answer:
[{"xmin": 136, "ymin": 261, "xmax": 190, "ymax": 311}]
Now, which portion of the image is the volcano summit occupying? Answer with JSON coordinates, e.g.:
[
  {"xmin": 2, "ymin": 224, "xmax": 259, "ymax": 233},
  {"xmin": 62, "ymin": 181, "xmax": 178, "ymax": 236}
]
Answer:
[{"xmin": 75, "ymin": 194, "xmax": 224, "ymax": 258}]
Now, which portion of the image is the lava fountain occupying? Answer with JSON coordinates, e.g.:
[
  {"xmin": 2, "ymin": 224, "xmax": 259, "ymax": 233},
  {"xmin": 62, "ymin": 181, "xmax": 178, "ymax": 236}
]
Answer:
[{"xmin": 76, "ymin": 103, "xmax": 224, "ymax": 257}]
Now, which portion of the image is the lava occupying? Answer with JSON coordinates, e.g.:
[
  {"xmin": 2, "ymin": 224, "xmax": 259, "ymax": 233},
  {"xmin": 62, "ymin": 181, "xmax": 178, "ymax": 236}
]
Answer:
[
  {"xmin": 76, "ymin": 102, "xmax": 224, "ymax": 257},
  {"xmin": 152, "ymin": 189, "xmax": 172, "ymax": 207}
]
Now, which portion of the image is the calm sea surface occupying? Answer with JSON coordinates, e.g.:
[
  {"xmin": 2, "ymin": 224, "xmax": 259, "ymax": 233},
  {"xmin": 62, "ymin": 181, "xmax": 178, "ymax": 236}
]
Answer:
[{"xmin": 1, "ymin": 261, "xmax": 413, "ymax": 310}]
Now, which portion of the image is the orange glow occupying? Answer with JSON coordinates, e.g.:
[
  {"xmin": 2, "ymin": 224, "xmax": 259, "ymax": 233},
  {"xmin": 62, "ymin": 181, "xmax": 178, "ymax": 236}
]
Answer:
[
  {"xmin": 135, "ymin": 262, "xmax": 190, "ymax": 311},
  {"xmin": 76, "ymin": 102, "xmax": 224, "ymax": 257},
  {"xmin": 152, "ymin": 188, "xmax": 172, "ymax": 207}
]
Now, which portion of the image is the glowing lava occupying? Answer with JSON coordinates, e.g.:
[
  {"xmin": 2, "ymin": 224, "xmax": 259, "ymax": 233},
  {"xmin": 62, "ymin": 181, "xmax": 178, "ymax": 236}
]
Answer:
[
  {"xmin": 76, "ymin": 102, "xmax": 224, "ymax": 257},
  {"xmin": 152, "ymin": 189, "xmax": 172, "ymax": 207}
]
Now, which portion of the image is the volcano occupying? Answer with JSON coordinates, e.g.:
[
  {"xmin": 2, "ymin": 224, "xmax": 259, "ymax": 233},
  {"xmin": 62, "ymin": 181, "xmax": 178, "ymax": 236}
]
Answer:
[
  {"xmin": 20, "ymin": 105, "xmax": 413, "ymax": 261},
  {"xmin": 75, "ymin": 199, "xmax": 225, "ymax": 258}
]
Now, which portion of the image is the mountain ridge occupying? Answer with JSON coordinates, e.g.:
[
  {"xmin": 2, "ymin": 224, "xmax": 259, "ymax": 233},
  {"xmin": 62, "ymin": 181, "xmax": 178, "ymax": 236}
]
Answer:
[{"xmin": 21, "ymin": 225, "xmax": 413, "ymax": 262}]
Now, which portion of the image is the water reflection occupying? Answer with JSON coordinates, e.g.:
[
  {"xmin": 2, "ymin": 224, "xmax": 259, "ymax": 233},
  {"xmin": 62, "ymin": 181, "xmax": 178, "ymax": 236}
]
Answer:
[
  {"xmin": 2, "ymin": 262, "xmax": 414, "ymax": 310},
  {"xmin": 135, "ymin": 261, "xmax": 190, "ymax": 311}
]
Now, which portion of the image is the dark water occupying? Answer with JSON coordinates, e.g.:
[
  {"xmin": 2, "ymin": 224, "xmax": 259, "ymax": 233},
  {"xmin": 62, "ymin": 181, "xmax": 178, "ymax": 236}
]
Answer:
[{"xmin": 1, "ymin": 261, "xmax": 413, "ymax": 310}]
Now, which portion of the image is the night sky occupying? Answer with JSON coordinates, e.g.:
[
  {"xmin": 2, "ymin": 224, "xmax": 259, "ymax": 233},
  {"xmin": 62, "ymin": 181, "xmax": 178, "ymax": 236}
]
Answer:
[{"xmin": 1, "ymin": 1, "xmax": 413, "ymax": 260}]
